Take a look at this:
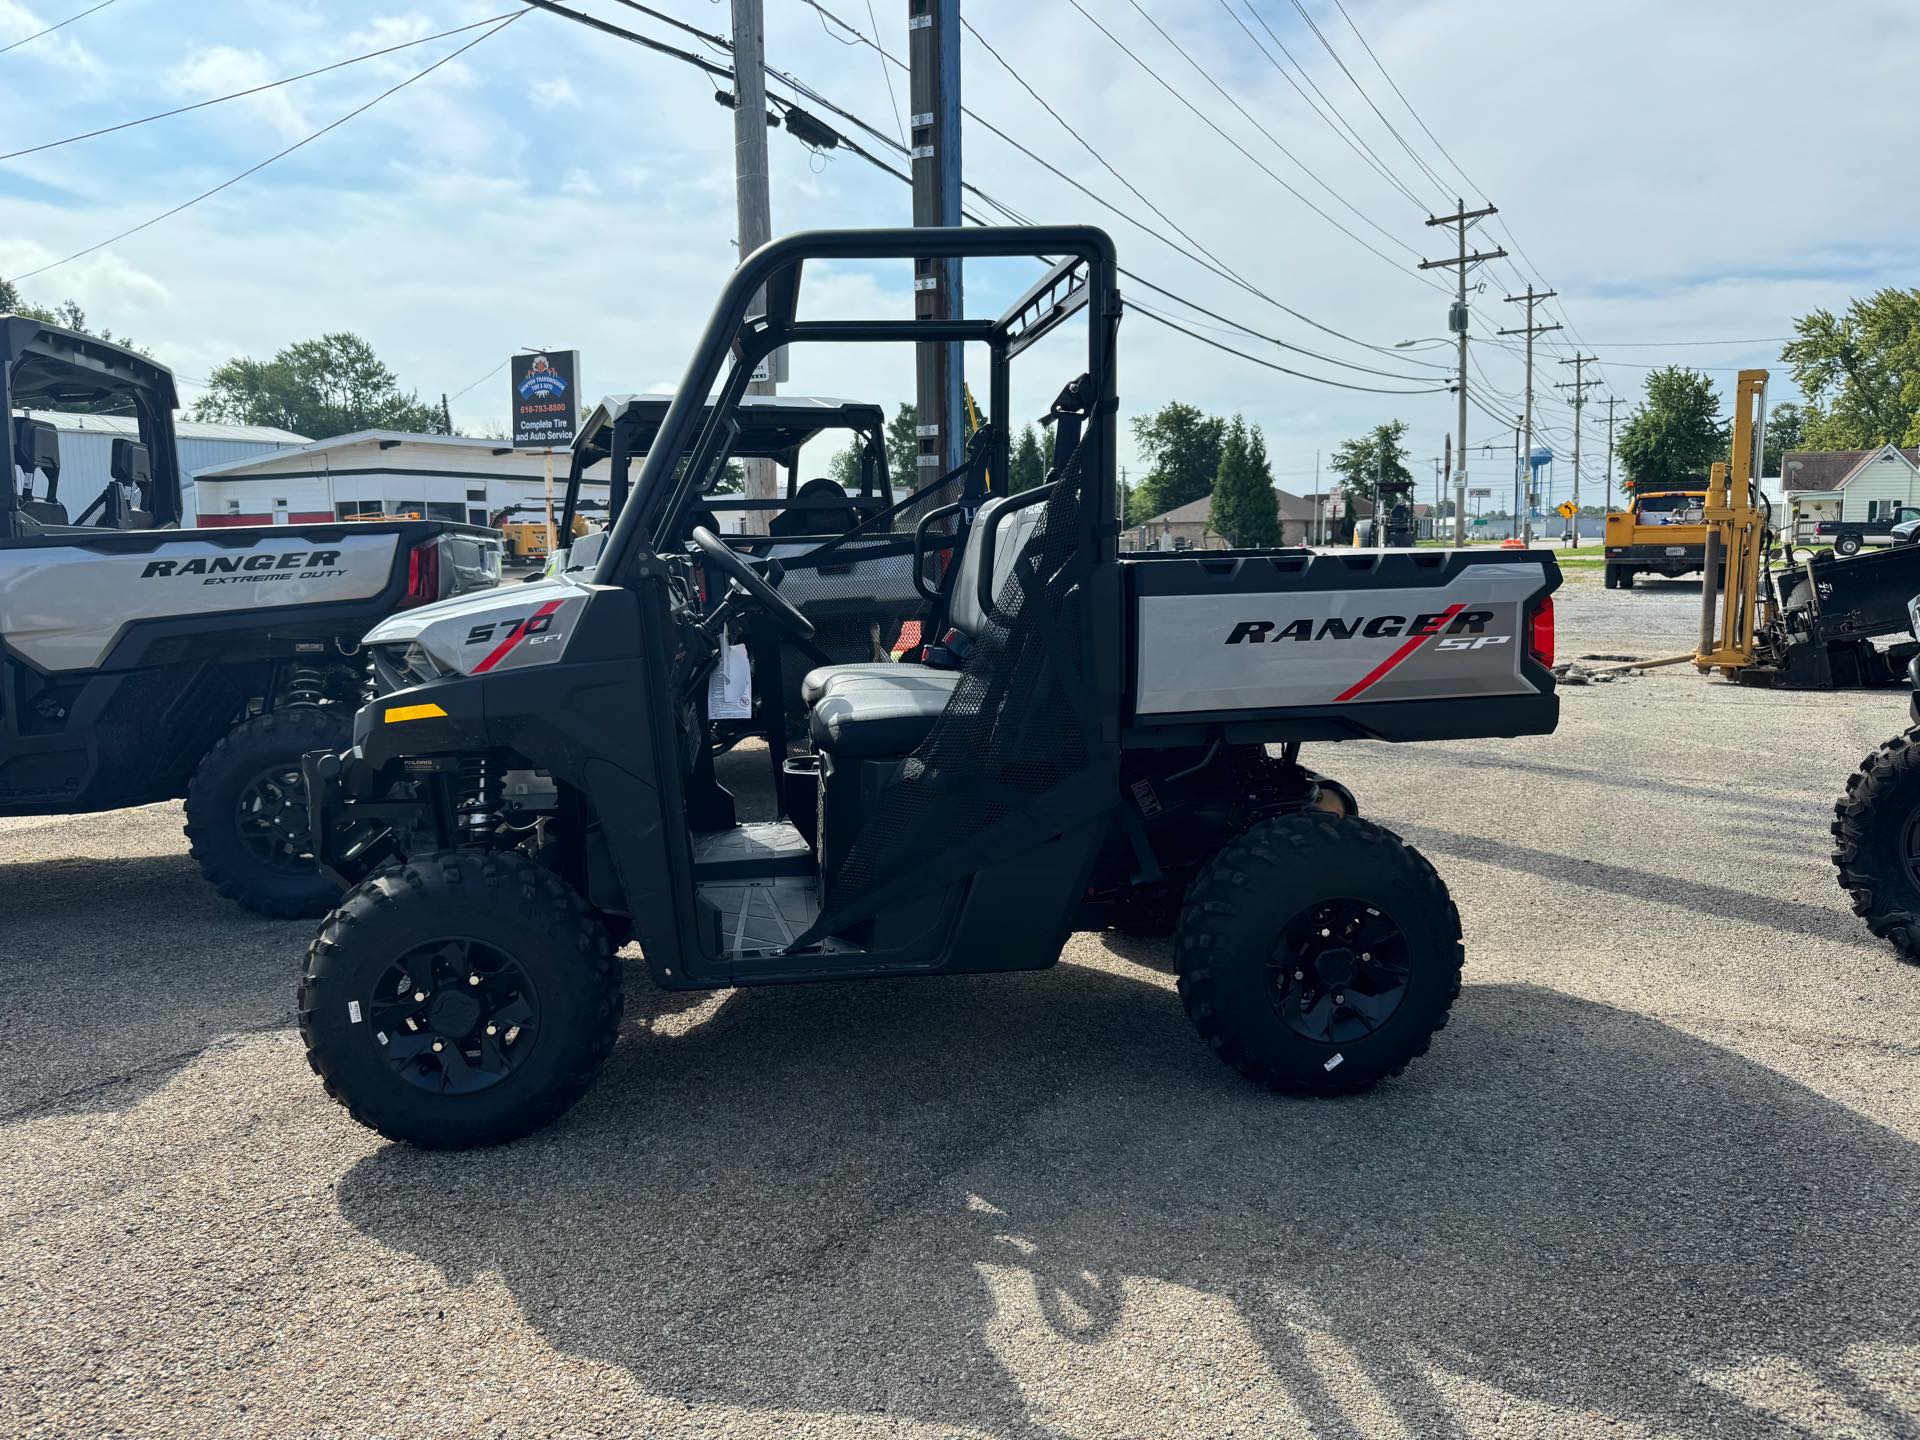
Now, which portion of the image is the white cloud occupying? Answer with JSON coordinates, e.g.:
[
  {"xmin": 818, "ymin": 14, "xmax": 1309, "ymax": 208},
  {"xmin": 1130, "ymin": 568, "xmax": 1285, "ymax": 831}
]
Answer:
[
  {"xmin": 531, "ymin": 77, "xmax": 577, "ymax": 109},
  {"xmin": 0, "ymin": 0, "xmax": 103, "ymax": 78},
  {"xmin": 166, "ymin": 45, "xmax": 309, "ymax": 142}
]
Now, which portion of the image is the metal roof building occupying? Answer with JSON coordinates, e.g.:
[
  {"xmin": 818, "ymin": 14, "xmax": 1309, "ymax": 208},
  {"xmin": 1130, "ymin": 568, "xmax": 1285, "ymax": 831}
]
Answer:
[{"xmin": 23, "ymin": 409, "xmax": 308, "ymax": 524}]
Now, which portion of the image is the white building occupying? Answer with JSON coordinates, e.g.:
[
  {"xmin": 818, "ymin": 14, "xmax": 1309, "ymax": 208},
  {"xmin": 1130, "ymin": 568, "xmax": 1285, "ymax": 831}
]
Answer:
[
  {"xmin": 24, "ymin": 409, "xmax": 308, "ymax": 524},
  {"xmin": 191, "ymin": 430, "xmax": 609, "ymax": 528},
  {"xmin": 1780, "ymin": 444, "xmax": 1920, "ymax": 539}
]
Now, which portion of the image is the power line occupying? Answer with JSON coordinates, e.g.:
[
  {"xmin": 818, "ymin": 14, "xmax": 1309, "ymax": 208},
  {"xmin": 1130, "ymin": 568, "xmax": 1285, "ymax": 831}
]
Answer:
[
  {"xmin": 537, "ymin": 0, "xmax": 1450, "ymax": 395},
  {"xmin": 0, "ymin": 0, "xmax": 116, "ymax": 56},
  {"xmin": 1326, "ymin": 0, "xmax": 1480, "ymax": 200},
  {"xmin": 792, "ymin": 0, "xmax": 1451, "ymax": 371},
  {"xmin": 4, "ymin": 12, "xmax": 524, "ymax": 285},
  {"xmin": 959, "ymin": 13, "xmax": 1250, "ymax": 298},
  {"xmin": 1215, "ymin": 0, "xmax": 1424, "ymax": 210},
  {"xmin": 862, "ymin": 0, "xmax": 905, "ymax": 144},
  {"xmin": 0, "ymin": 12, "xmax": 520, "ymax": 161},
  {"xmin": 1062, "ymin": 0, "xmax": 1446, "ymax": 290},
  {"xmin": 1131, "ymin": 304, "xmax": 1455, "ymax": 394},
  {"xmin": 1119, "ymin": 0, "xmax": 1426, "ymax": 260},
  {"xmin": 1281, "ymin": 0, "xmax": 1450, "ymax": 198}
]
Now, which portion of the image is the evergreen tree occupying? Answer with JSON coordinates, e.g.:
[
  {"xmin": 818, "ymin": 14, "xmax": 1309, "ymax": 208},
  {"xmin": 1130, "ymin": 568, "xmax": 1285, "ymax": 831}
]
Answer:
[
  {"xmin": 1209, "ymin": 415, "xmax": 1282, "ymax": 547},
  {"xmin": 1008, "ymin": 424, "xmax": 1046, "ymax": 493}
]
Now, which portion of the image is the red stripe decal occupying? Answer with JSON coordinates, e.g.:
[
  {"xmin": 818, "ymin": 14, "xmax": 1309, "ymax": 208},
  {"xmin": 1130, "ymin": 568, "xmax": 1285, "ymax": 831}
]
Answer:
[
  {"xmin": 1333, "ymin": 603, "xmax": 1464, "ymax": 703},
  {"xmin": 472, "ymin": 599, "xmax": 564, "ymax": 674}
]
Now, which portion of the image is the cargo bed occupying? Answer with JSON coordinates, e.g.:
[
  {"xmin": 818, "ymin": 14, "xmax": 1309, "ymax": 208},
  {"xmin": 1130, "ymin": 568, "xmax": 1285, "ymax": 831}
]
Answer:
[{"xmin": 1121, "ymin": 547, "xmax": 1560, "ymax": 746}]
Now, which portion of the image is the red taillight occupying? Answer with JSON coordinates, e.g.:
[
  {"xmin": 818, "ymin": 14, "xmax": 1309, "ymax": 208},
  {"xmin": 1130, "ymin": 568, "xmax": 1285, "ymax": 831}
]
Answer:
[
  {"xmin": 401, "ymin": 538, "xmax": 441, "ymax": 609},
  {"xmin": 1528, "ymin": 596, "xmax": 1555, "ymax": 668}
]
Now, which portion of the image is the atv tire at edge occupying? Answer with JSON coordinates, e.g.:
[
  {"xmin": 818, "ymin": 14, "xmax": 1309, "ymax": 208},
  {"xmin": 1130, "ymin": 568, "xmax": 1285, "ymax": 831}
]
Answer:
[{"xmin": 1832, "ymin": 730, "xmax": 1920, "ymax": 962}]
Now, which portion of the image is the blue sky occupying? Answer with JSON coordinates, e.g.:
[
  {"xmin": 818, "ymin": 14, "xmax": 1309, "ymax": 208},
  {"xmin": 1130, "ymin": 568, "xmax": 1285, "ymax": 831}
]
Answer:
[{"xmin": 5, "ymin": 0, "xmax": 1919, "ymax": 505}]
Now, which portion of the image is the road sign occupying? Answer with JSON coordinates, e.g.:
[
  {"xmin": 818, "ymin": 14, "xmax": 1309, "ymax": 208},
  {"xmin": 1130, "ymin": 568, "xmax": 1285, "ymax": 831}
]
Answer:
[
  {"xmin": 1468, "ymin": 487, "xmax": 1492, "ymax": 499},
  {"xmin": 1557, "ymin": 500, "xmax": 1577, "ymax": 519},
  {"xmin": 1472, "ymin": 516, "xmax": 1488, "ymax": 527}
]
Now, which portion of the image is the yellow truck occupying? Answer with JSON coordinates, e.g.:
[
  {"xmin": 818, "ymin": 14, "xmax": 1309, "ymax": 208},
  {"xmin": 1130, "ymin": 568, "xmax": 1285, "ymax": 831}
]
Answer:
[{"xmin": 1603, "ymin": 489, "xmax": 1712, "ymax": 590}]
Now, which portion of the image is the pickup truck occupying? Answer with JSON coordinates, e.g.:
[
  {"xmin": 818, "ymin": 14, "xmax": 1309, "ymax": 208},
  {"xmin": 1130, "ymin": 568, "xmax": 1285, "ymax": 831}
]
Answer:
[
  {"xmin": 1603, "ymin": 490, "xmax": 1712, "ymax": 589},
  {"xmin": 3, "ymin": 314, "xmax": 503, "ymax": 917},
  {"xmin": 1813, "ymin": 508, "xmax": 1920, "ymax": 555}
]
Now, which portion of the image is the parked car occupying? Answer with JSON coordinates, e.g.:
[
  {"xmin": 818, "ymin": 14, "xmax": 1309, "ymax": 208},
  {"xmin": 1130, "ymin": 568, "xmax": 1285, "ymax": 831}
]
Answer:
[{"xmin": 1813, "ymin": 507, "xmax": 1920, "ymax": 555}]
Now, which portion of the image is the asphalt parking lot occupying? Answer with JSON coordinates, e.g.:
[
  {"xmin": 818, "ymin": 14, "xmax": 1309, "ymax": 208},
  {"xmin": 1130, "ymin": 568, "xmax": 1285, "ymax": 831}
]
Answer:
[{"xmin": 7, "ymin": 569, "xmax": 1920, "ymax": 1439}]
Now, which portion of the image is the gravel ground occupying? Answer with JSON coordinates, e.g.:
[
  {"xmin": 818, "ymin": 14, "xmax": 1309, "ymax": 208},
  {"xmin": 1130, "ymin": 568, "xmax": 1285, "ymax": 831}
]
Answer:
[{"xmin": 6, "ymin": 568, "xmax": 1920, "ymax": 1439}]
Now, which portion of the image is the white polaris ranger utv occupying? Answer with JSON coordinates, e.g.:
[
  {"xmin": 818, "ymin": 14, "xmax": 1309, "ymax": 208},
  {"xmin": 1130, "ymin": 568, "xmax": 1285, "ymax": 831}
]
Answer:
[
  {"xmin": 296, "ymin": 227, "xmax": 1560, "ymax": 1148},
  {"xmin": 0, "ymin": 316, "xmax": 501, "ymax": 916}
]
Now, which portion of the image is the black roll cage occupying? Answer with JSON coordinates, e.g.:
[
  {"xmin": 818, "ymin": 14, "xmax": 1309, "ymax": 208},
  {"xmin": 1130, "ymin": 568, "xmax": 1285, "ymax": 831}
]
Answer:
[
  {"xmin": 592, "ymin": 225, "xmax": 1119, "ymax": 586},
  {"xmin": 0, "ymin": 316, "xmax": 183, "ymax": 540}
]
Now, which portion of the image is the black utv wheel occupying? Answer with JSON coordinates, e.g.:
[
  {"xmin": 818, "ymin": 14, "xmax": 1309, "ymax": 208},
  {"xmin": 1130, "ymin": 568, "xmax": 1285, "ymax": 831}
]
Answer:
[
  {"xmin": 1832, "ymin": 731, "xmax": 1920, "ymax": 962},
  {"xmin": 1175, "ymin": 812, "xmax": 1463, "ymax": 1095},
  {"xmin": 298, "ymin": 850, "xmax": 623, "ymax": 1148},
  {"xmin": 185, "ymin": 707, "xmax": 352, "ymax": 918}
]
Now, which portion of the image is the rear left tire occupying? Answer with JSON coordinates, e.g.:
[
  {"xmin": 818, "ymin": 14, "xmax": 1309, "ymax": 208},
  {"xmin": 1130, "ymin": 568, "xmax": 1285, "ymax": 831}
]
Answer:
[
  {"xmin": 186, "ymin": 707, "xmax": 351, "ymax": 918},
  {"xmin": 1176, "ymin": 813, "xmax": 1463, "ymax": 1094}
]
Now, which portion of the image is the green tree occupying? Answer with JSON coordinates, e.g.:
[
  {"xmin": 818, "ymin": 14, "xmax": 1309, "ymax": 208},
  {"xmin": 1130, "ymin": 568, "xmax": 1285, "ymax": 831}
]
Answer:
[
  {"xmin": 193, "ymin": 332, "xmax": 445, "ymax": 436},
  {"xmin": 1617, "ymin": 366, "xmax": 1727, "ymax": 492},
  {"xmin": 1008, "ymin": 423, "xmax": 1046, "ymax": 493},
  {"xmin": 1209, "ymin": 415, "xmax": 1281, "ymax": 548},
  {"xmin": 884, "ymin": 401, "xmax": 919, "ymax": 491},
  {"xmin": 1329, "ymin": 420, "xmax": 1414, "ymax": 510},
  {"xmin": 1765, "ymin": 401, "xmax": 1805, "ymax": 461},
  {"xmin": 1782, "ymin": 290, "xmax": 1920, "ymax": 449},
  {"xmin": 1129, "ymin": 401, "xmax": 1226, "ymax": 521}
]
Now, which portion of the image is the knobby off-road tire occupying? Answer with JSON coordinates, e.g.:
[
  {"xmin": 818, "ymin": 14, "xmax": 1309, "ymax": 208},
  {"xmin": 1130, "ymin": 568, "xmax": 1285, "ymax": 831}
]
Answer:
[
  {"xmin": 1832, "ymin": 731, "xmax": 1920, "ymax": 962},
  {"xmin": 1175, "ymin": 812, "xmax": 1463, "ymax": 1095},
  {"xmin": 299, "ymin": 850, "xmax": 623, "ymax": 1148},
  {"xmin": 185, "ymin": 707, "xmax": 351, "ymax": 918}
]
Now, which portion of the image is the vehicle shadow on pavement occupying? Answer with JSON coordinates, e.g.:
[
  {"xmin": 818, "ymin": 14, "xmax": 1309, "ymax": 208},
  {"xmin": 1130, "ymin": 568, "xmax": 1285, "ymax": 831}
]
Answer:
[
  {"xmin": 0, "ymin": 850, "xmax": 311, "ymax": 1122},
  {"xmin": 1398, "ymin": 824, "xmax": 1869, "ymax": 947},
  {"xmin": 337, "ymin": 970, "xmax": 1920, "ymax": 1438}
]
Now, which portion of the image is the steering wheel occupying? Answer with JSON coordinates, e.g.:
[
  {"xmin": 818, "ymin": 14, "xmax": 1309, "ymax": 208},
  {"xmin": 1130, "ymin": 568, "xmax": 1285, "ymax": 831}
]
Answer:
[{"xmin": 689, "ymin": 526, "xmax": 815, "ymax": 640}]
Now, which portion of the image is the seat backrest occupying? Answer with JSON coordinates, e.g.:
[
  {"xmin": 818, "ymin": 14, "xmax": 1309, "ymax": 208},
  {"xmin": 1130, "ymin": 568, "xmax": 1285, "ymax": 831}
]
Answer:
[
  {"xmin": 947, "ymin": 491, "xmax": 1050, "ymax": 640},
  {"xmin": 13, "ymin": 416, "xmax": 59, "ymax": 482}
]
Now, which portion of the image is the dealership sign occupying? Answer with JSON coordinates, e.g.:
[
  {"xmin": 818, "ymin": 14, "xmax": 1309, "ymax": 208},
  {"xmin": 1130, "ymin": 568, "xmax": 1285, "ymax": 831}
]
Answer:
[{"xmin": 511, "ymin": 350, "xmax": 580, "ymax": 448}]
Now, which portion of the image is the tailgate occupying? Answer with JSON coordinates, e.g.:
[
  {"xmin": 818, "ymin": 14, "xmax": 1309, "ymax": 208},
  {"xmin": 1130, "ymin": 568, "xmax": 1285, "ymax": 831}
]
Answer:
[{"xmin": 1123, "ymin": 549, "xmax": 1559, "ymax": 743}]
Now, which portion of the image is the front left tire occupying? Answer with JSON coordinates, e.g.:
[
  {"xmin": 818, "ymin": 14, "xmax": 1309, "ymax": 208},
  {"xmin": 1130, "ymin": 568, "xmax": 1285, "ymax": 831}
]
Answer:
[{"xmin": 298, "ymin": 850, "xmax": 623, "ymax": 1148}]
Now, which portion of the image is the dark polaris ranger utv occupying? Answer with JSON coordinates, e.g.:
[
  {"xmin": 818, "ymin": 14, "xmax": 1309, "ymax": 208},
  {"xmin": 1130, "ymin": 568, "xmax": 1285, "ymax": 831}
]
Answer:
[
  {"xmin": 0, "ymin": 315, "xmax": 501, "ymax": 917},
  {"xmin": 297, "ymin": 227, "xmax": 1561, "ymax": 1148}
]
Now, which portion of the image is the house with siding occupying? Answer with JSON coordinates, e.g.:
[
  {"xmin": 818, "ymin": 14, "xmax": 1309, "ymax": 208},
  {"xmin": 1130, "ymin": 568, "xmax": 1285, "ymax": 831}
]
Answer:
[
  {"xmin": 1125, "ymin": 488, "xmax": 1322, "ymax": 551},
  {"xmin": 1780, "ymin": 445, "xmax": 1920, "ymax": 539}
]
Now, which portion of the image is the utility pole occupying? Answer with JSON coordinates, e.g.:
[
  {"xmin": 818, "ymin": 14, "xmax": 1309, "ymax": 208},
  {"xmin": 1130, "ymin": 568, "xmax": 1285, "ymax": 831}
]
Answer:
[
  {"xmin": 1604, "ymin": 395, "xmax": 1622, "ymax": 513},
  {"xmin": 1499, "ymin": 287, "xmax": 1560, "ymax": 545},
  {"xmin": 1311, "ymin": 450, "xmax": 1321, "ymax": 546},
  {"xmin": 1510, "ymin": 413, "xmax": 1523, "ymax": 540},
  {"xmin": 730, "ymin": 0, "xmax": 777, "ymax": 536},
  {"xmin": 1419, "ymin": 200, "xmax": 1505, "ymax": 547},
  {"xmin": 1554, "ymin": 354, "xmax": 1600, "ymax": 547},
  {"xmin": 908, "ymin": 0, "xmax": 964, "ymax": 484}
]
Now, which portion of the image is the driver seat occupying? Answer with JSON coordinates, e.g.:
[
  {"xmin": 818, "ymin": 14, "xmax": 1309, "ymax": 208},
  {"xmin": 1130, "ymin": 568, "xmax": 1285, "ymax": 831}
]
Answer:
[{"xmin": 806, "ymin": 490, "xmax": 1048, "ymax": 759}]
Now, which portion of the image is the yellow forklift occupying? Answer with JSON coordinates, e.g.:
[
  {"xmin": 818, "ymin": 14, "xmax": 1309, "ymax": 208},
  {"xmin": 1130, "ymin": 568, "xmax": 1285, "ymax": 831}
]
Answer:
[{"xmin": 1695, "ymin": 369, "xmax": 1920, "ymax": 688}]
